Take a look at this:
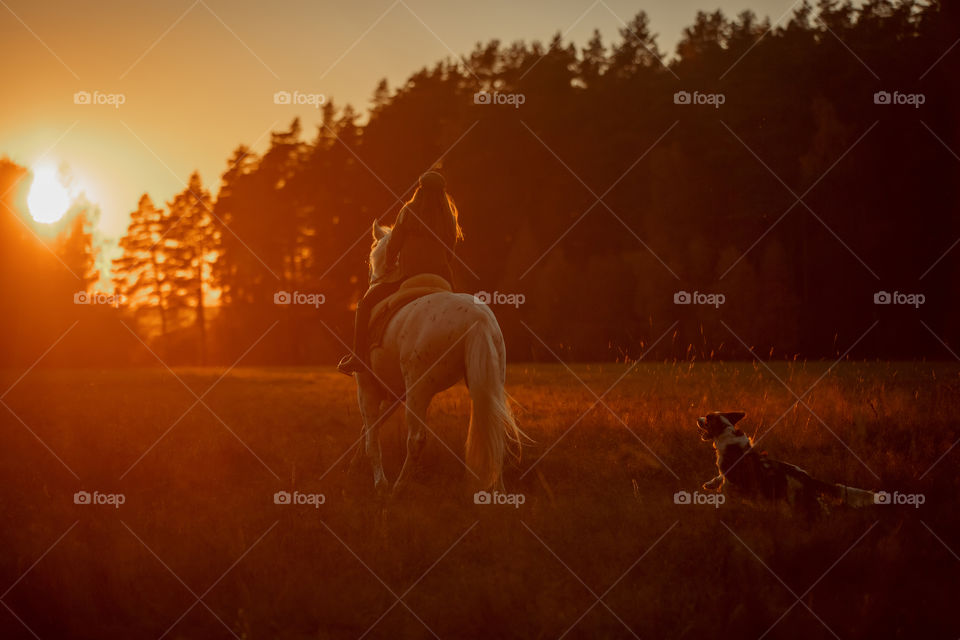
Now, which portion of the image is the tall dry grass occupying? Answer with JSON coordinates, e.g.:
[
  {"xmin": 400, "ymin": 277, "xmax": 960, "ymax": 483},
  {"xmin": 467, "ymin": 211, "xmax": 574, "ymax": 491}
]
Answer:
[{"xmin": 0, "ymin": 362, "xmax": 957, "ymax": 638}]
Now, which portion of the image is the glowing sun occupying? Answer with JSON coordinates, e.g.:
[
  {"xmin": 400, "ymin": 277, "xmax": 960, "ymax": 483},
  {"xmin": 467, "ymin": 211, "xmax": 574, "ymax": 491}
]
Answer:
[{"xmin": 27, "ymin": 165, "xmax": 71, "ymax": 223}]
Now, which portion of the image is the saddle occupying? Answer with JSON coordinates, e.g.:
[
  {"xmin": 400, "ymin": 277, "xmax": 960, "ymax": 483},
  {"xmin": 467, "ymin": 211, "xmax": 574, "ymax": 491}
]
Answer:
[{"xmin": 368, "ymin": 274, "xmax": 452, "ymax": 351}]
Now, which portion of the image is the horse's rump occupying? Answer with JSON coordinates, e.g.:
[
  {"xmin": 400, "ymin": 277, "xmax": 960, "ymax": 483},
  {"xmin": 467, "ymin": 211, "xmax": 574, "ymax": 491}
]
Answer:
[{"xmin": 368, "ymin": 274, "xmax": 452, "ymax": 351}]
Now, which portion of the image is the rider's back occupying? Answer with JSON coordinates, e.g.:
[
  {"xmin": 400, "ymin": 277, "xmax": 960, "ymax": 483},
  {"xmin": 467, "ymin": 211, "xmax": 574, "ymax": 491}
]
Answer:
[{"xmin": 389, "ymin": 202, "xmax": 457, "ymax": 283}]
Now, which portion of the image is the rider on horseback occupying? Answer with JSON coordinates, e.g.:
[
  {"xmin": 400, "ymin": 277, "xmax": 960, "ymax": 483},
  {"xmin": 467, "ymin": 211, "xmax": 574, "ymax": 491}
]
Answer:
[{"xmin": 337, "ymin": 171, "xmax": 463, "ymax": 375}]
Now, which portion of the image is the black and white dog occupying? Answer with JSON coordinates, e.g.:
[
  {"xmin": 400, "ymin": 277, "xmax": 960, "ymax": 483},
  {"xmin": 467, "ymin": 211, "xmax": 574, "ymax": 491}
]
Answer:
[{"xmin": 697, "ymin": 411, "xmax": 876, "ymax": 511}]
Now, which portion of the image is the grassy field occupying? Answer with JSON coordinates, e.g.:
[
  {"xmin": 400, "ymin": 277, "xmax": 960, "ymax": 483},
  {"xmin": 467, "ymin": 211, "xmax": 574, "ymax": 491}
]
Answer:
[{"xmin": 1, "ymin": 362, "xmax": 958, "ymax": 639}]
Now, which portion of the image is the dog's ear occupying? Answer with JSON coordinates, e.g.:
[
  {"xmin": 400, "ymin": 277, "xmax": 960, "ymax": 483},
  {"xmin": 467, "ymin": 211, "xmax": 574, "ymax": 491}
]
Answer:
[{"xmin": 722, "ymin": 411, "xmax": 746, "ymax": 425}]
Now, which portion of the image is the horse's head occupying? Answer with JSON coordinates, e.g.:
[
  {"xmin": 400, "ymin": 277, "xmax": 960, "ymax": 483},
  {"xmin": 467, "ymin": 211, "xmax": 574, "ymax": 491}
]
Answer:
[{"xmin": 369, "ymin": 221, "xmax": 393, "ymax": 284}]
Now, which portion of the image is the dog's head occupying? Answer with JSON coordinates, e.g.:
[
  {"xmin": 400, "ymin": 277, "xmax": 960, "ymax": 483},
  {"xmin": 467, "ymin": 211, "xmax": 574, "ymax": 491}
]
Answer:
[{"xmin": 697, "ymin": 411, "xmax": 746, "ymax": 441}]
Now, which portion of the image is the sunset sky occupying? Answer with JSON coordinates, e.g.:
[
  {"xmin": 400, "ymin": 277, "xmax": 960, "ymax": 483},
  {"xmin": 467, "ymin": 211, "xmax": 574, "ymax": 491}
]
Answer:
[{"xmin": 2, "ymin": 0, "xmax": 800, "ymax": 245}]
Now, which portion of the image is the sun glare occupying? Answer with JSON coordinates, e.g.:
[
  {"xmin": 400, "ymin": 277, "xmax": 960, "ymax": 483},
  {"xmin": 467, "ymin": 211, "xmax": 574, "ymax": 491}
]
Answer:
[{"xmin": 27, "ymin": 165, "xmax": 71, "ymax": 224}]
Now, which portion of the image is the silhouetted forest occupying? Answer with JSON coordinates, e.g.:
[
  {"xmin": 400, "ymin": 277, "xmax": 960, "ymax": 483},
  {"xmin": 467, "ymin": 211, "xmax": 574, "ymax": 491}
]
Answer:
[{"xmin": 2, "ymin": 0, "xmax": 958, "ymax": 366}]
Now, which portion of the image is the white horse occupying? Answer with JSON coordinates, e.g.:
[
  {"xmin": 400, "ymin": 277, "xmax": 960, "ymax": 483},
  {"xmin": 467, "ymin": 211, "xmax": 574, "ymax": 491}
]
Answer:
[{"xmin": 351, "ymin": 222, "xmax": 524, "ymax": 496}]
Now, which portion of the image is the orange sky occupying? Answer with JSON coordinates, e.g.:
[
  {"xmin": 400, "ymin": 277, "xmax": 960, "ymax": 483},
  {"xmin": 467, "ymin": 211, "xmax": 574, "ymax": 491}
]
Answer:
[{"xmin": 1, "ymin": 0, "xmax": 800, "ymax": 248}]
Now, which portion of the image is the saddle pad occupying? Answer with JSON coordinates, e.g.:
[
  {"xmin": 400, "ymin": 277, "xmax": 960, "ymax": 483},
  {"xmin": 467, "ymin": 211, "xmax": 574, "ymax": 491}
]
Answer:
[{"xmin": 368, "ymin": 274, "xmax": 452, "ymax": 351}]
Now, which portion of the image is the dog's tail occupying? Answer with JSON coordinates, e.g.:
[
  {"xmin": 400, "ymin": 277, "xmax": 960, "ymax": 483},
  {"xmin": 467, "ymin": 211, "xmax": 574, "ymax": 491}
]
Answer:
[
  {"xmin": 821, "ymin": 482, "xmax": 877, "ymax": 508},
  {"xmin": 783, "ymin": 464, "xmax": 877, "ymax": 509},
  {"xmin": 836, "ymin": 484, "xmax": 878, "ymax": 508}
]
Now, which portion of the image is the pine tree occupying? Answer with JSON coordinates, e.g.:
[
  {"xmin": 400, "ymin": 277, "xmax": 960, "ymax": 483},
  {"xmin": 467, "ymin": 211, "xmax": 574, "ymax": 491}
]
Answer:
[
  {"xmin": 112, "ymin": 194, "xmax": 170, "ymax": 335},
  {"xmin": 55, "ymin": 212, "xmax": 99, "ymax": 291},
  {"xmin": 213, "ymin": 145, "xmax": 260, "ymax": 307},
  {"xmin": 165, "ymin": 172, "xmax": 219, "ymax": 363}
]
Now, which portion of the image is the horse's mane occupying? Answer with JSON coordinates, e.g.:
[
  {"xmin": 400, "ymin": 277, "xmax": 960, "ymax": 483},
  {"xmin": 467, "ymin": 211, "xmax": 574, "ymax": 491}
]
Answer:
[{"xmin": 369, "ymin": 225, "xmax": 394, "ymax": 281}]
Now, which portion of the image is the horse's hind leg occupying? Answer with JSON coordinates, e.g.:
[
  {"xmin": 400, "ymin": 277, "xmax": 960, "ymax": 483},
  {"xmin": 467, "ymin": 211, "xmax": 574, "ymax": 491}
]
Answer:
[
  {"xmin": 358, "ymin": 378, "xmax": 391, "ymax": 496},
  {"xmin": 392, "ymin": 387, "xmax": 430, "ymax": 497}
]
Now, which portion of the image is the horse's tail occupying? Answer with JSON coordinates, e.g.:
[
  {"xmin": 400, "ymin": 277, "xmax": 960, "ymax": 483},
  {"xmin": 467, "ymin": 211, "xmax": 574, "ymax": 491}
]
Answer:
[{"xmin": 464, "ymin": 317, "xmax": 525, "ymax": 489}]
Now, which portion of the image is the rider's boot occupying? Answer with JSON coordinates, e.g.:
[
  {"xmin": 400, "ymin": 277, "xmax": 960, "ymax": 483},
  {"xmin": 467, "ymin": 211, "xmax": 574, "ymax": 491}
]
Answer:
[{"xmin": 337, "ymin": 354, "xmax": 360, "ymax": 375}]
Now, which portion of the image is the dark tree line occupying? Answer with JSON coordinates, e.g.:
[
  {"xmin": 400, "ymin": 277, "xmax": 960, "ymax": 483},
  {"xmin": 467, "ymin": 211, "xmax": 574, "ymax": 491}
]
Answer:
[{"xmin": 3, "ymin": 0, "xmax": 958, "ymax": 366}]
